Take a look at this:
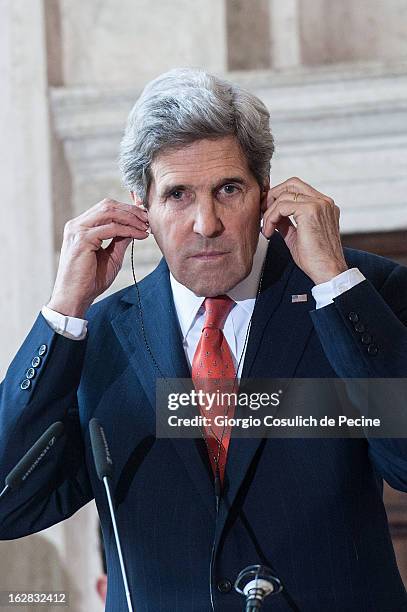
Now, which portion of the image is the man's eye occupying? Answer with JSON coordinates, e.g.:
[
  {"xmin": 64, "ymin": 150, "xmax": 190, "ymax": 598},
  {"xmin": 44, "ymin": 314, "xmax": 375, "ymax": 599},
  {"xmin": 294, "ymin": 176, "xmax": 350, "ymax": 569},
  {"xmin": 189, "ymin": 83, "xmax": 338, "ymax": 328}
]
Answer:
[
  {"xmin": 169, "ymin": 190, "xmax": 184, "ymax": 200},
  {"xmin": 221, "ymin": 184, "xmax": 239, "ymax": 195}
]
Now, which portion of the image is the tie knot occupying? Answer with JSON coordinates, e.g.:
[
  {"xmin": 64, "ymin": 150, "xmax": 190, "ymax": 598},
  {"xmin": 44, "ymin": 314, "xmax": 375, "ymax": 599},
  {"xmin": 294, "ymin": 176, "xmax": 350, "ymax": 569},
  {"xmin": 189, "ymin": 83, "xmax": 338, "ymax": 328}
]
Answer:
[{"xmin": 203, "ymin": 295, "xmax": 234, "ymax": 330}]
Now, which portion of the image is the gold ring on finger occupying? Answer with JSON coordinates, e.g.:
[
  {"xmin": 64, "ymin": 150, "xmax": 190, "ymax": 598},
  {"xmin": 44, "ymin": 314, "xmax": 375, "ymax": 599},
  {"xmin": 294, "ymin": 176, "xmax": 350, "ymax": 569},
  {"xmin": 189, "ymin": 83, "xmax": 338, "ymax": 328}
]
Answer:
[{"xmin": 293, "ymin": 192, "xmax": 300, "ymax": 202}]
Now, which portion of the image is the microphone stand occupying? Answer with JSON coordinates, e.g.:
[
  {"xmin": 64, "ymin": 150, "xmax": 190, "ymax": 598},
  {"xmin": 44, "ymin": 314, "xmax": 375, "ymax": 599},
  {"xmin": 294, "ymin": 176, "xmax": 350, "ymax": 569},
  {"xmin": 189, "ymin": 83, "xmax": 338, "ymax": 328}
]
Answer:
[
  {"xmin": 103, "ymin": 475, "xmax": 133, "ymax": 612},
  {"xmin": 0, "ymin": 484, "xmax": 10, "ymax": 501},
  {"xmin": 89, "ymin": 418, "xmax": 134, "ymax": 612},
  {"xmin": 235, "ymin": 564, "xmax": 282, "ymax": 611}
]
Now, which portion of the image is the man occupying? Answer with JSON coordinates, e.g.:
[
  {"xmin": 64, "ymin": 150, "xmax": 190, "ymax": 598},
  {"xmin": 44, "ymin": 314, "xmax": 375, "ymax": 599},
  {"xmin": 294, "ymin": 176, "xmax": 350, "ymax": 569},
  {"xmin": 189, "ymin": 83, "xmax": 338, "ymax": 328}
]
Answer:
[{"xmin": 1, "ymin": 67, "xmax": 407, "ymax": 611}]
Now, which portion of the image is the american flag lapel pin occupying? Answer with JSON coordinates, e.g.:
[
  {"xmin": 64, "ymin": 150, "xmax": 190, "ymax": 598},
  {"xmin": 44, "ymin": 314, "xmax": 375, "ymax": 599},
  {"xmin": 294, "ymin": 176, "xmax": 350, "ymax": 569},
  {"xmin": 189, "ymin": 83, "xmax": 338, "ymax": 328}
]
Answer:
[{"xmin": 291, "ymin": 294, "xmax": 308, "ymax": 303}]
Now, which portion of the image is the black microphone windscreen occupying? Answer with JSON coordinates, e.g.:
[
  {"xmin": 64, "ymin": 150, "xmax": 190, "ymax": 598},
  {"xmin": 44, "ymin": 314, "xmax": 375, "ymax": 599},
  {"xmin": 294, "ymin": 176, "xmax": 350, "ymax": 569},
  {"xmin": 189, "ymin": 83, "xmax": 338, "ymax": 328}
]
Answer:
[
  {"xmin": 89, "ymin": 418, "xmax": 114, "ymax": 480},
  {"xmin": 5, "ymin": 421, "xmax": 65, "ymax": 490}
]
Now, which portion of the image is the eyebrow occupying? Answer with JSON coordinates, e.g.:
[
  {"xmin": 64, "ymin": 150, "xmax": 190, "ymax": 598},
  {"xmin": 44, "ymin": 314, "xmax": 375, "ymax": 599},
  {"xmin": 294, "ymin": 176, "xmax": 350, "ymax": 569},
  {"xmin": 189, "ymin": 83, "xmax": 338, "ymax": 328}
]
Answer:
[{"xmin": 160, "ymin": 176, "xmax": 247, "ymax": 197}]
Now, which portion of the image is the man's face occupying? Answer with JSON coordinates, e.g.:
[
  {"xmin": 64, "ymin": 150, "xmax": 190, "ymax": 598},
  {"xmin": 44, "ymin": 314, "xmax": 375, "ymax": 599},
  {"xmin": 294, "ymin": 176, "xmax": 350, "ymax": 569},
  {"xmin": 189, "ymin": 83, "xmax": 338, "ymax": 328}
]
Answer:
[{"xmin": 139, "ymin": 136, "xmax": 267, "ymax": 296}]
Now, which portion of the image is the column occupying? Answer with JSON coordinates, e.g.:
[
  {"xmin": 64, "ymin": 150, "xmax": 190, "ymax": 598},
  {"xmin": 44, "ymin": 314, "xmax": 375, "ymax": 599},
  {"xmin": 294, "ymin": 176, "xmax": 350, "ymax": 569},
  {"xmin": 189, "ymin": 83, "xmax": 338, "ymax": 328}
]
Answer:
[
  {"xmin": 0, "ymin": 4, "xmax": 102, "ymax": 612},
  {"xmin": 0, "ymin": 0, "xmax": 54, "ymax": 378},
  {"xmin": 269, "ymin": 0, "xmax": 302, "ymax": 69}
]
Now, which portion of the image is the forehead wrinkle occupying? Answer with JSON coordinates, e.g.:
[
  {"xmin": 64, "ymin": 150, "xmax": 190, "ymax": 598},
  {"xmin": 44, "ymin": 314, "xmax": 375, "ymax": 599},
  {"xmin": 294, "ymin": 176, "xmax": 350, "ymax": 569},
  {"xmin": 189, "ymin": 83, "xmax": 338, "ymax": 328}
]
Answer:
[
  {"xmin": 154, "ymin": 161, "xmax": 251, "ymax": 193},
  {"xmin": 159, "ymin": 167, "xmax": 247, "ymax": 184},
  {"xmin": 150, "ymin": 136, "xmax": 255, "ymax": 193}
]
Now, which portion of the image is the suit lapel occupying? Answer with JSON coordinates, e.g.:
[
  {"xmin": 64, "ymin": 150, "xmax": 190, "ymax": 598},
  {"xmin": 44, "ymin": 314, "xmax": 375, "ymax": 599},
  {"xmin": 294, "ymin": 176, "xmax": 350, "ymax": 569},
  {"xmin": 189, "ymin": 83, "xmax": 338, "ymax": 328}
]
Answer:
[
  {"xmin": 216, "ymin": 232, "xmax": 317, "ymax": 543},
  {"xmin": 112, "ymin": 259, "xmax": 189, "ymax": 385},
  {"xmin": 111, "ymin": 259, "xmax": 217, "ymax": 518}
]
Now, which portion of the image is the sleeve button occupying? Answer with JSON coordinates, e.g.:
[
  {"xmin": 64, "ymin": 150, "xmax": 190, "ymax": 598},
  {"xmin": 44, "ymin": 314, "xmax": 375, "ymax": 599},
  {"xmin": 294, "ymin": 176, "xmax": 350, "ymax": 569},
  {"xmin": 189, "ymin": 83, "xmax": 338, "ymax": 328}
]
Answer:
[
  {"xmin": 348, "ymin": 312, "xmax": 359, "ymax": 323},
  {"xmin": 25, "ymin": 367, "xmax": 36, "ymax": 379},
  {"xmin": 38, "ymin": 344, "xmax": 48, "ymax": 356},
  {"xmin": 217, "ymin": 579, "xmax": 232, "ymax": 593},
  {"xmin": 20, "ymin": 379, "xmax": 31, "ymax": 390},
  {"xmin": 354, "ymin": 321, "xmax": 365, "ymax": 333},
  {"xmin": 367, "ymin": 343, "xmax": 378, "ymax": 355},
  {"xmin": 361, "ymin": 333, "xmax": 372, "ymax": 345},
  {"xmin": 31, "ymin": 356, "xmax": 42, "ymax": 368}
]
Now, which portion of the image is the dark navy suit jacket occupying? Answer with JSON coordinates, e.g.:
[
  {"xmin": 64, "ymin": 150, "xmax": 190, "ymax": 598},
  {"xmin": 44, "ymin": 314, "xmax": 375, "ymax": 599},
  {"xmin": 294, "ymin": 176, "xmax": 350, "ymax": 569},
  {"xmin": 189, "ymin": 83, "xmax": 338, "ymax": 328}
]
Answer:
[{"xmin": 1, "ymin": 231, "xmax": 407, "ymax": 611}]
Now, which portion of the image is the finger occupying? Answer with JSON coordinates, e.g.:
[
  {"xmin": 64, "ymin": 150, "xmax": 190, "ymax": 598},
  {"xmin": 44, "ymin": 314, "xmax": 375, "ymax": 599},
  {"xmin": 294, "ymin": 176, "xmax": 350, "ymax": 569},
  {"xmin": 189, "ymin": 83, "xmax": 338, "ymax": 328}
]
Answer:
[
  {"xmin": 266, "ymin": 193, "xmax": 329, "ymax": 220},
  {"xmin": 103, "ymin": 236, "xmax": 132, "ymax": 266},
  {"xmin": 271, "ymin": 192, "xmax": 328, "ymax": 208},
  {"xmin": 275, "ymin": 216, "xmax": 297, "ymax": 241},
  {"xmin": 269, "ymin": 177, "xmax": 315, "ymax": 198},
  {"xmin": 78, "ymin": 205, "xmax": 149, "ymax": 232},
  {"xmin": 99, "ymin": 198, "xmax": 149, "ymax": 220},
  {"xmin": 84, "ymin": 223, "xmax": 149, "ymax": 249},
  {"xmin": 263, "ymin": 189, "xmax": 276, "ymax": 211},
  {"xmin": 272, "ymin": 192, "xmax": 313, "ymax": 205},
  {"xmin": 265, "ymin": 201, "xmax": 299, "ymax": 227},
  {"xmin": 262, "ymin": 187, "xmax": 307, "ymax": 215},
  {"xmin": 82, "ymin": 199, "xmax": 149, "ymax": 224},
  {"xmin": 262, "ymin": 193, "xmax": 308, "ymax": 233},
  {"xmin": 270, "ymin": 177, "xmax": 332, "ymax": 203},
  {"xmin": 262, "ymin": 203, "xmax": 296, "ymax": 238},
  {"xmin": 87, "ymin": 198, "xmax": 145, "ymax": 215}
]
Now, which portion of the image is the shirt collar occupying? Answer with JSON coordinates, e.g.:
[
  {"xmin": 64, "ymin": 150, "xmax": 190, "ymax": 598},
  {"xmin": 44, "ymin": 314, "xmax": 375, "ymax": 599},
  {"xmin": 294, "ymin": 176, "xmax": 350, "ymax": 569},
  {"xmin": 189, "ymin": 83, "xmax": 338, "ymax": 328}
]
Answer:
[{"xmin": 170, "ymin": 233, "xmax": 269, "ymax": 339}]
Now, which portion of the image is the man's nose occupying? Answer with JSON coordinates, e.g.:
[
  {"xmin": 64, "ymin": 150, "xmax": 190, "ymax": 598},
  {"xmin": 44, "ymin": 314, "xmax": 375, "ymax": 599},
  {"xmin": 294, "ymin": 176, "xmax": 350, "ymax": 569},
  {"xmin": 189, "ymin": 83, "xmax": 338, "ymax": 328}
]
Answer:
[{"xmin": 192, "ymin": 200, "xmax": 223, "ymax": 237}]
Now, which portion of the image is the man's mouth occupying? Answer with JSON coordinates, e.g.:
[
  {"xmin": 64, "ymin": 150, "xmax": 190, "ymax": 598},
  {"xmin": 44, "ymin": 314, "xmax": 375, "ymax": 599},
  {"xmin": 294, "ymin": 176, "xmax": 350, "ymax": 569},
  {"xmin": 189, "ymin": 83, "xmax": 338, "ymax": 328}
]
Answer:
[{"xmin": 190, "ymin": 251, "xmax": 229, "ymax": 260}]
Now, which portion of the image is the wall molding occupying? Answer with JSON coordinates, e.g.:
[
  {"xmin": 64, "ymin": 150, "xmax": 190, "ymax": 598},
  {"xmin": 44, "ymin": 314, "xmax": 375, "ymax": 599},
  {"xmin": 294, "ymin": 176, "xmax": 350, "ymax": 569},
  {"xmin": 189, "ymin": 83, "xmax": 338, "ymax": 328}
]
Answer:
[{"xmin": 49, "ymin": 60, "xmax": 407, "ymax": 239}]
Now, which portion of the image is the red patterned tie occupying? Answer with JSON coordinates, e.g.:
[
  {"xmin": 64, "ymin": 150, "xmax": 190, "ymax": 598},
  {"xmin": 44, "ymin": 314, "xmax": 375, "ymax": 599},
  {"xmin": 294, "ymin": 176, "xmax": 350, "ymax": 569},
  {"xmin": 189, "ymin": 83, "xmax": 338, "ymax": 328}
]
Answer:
[{"xmin": 192, "ymin": 295, "xmax": 237, "ymax": 484}]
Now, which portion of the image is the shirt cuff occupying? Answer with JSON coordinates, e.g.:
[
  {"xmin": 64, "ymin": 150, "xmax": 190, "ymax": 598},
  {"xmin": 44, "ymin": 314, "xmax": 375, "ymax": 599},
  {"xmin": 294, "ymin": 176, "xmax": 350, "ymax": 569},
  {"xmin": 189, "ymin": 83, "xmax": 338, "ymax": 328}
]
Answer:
[
  {"xmin": 311, "ymin": 268, "xmax": 366, "ymax": 309},
  {"xmin": 41, "ymin": 305, "xmax": 88, "ymax": 340}
]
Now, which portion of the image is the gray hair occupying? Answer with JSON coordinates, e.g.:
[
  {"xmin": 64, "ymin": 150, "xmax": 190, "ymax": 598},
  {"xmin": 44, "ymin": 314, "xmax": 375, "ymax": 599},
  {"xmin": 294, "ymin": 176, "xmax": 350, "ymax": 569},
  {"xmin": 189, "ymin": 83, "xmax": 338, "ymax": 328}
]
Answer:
[{"xmin": 119, "ymin": 67, "xmax": 275, "ymax": 204}]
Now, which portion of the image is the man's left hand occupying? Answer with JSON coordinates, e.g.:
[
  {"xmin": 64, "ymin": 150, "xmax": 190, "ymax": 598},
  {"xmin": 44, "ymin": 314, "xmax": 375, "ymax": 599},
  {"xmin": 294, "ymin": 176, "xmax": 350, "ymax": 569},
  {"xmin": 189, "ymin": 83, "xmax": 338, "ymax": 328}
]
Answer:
[{"xmin": 262, "ymin": 177, "xmax": 348, "ymax": 285}]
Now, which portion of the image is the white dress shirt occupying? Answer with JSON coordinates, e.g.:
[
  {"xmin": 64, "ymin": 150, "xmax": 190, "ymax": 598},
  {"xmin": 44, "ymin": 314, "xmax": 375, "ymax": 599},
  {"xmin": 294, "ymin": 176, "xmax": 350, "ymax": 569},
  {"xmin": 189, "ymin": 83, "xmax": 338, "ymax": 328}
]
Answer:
[{"xmin": 41, "ymin": 233, "xmax": 366, "ymax": 374}]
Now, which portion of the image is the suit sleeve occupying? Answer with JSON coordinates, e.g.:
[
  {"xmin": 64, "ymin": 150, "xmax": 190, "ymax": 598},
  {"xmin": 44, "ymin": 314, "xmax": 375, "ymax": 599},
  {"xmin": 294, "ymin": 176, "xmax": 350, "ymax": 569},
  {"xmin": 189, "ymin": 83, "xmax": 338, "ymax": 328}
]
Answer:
[
  {"xmin": 0, "ymin": 313, "xmax": 93, "ymax": 540},
  {"xmin": 310, "ymin": 262, "xmax": 407, "ymax": 492}
]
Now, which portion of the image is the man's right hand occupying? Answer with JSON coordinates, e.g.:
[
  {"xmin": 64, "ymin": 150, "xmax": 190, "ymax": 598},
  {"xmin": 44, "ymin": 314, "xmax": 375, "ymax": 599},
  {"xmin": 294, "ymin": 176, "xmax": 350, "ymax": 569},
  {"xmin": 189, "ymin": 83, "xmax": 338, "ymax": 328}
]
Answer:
[{"xmin": 46, "ymin": 198, "xmax": 149, "ymax": 318}]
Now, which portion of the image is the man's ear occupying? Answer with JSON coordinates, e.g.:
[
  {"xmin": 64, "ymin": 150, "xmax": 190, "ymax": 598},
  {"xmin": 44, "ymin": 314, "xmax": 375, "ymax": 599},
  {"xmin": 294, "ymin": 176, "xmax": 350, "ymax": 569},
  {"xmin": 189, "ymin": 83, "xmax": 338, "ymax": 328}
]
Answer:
[
  {"xmin": 130, "ymin": 191, "xmax": 153, "ymax": 234},
  {"xmin": 130, "ymin": 191, "xmax": 141, "ymax": 206},
  {"xmin": 260, "ymin": 180, "xmax": 270, "ymax": 215}
]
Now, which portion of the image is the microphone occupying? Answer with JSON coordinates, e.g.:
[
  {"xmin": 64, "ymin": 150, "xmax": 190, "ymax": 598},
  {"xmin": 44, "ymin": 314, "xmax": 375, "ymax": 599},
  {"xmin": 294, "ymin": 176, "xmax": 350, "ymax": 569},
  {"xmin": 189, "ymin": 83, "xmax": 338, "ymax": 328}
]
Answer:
[
  {"xmin": 234, "ymin": 565, "xmax": 282, "ymax": 611},
  {"xmin": 89, "ymin": 418, "xmax": 134, "ymax": 612},
  {"xmin": 0, "ymin": 421, "xmax": 65, "ymax": 501}
]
